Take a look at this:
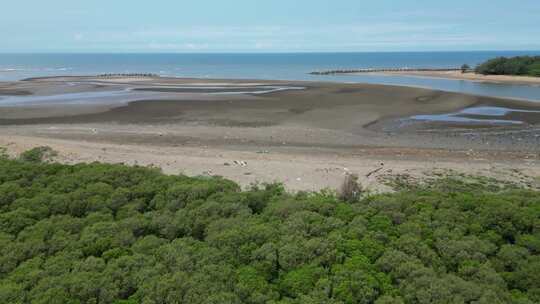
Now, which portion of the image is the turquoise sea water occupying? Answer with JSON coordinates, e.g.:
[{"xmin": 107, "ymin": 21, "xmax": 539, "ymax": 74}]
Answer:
[{"xmin": 1, "ymin": 52, "xmax": 540, "ymax": 101}]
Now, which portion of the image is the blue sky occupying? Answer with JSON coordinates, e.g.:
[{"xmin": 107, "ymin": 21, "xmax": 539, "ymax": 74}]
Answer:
[{"xmin": 3, "ymin": 0, "xmax": 540, "ymax": 52}]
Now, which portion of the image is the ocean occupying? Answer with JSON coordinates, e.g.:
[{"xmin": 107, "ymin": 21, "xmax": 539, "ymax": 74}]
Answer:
[{"xmin": 1, "ymin": 51, "xmax": 540, "ymax": 101}]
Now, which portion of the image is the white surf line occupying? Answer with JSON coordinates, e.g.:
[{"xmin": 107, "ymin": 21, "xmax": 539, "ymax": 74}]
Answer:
[{"xmin": 81, "ymin": 79, "xmax": 287, "ymax": 87}]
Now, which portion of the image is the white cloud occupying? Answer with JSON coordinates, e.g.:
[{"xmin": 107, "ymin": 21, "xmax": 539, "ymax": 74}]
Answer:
[
  {"xmin": 147, "ymin": 42, "xmax": 211, "ymax": 51},
  {"xmin": 23, "ymin": 22, "xmax": 540, "ymax": 52}
]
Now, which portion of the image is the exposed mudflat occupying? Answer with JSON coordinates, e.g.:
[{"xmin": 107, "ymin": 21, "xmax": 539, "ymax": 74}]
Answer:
[{"xmin": 1, "ymin": 76, "xmax": 539, "ymax": 191}]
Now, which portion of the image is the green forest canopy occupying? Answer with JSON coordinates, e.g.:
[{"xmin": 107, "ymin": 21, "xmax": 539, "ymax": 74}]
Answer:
[
  {"xmin": 475, "ymin": 56, "xmax": 540, "ymax": 77},
  {"xmin": 0, "ymin": 150, "xmax": 539, "ymax": 304}
]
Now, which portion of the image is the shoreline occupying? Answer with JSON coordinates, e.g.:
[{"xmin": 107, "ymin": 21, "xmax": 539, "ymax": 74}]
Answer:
[
  {"xmin": 5, "ymin": 73, "xmax": 540, "ymax": 103},
  {"xmin": 1, "ymin": 134, "xmax": 539, "ymax": 192},
  {"xmin": 370, "ymin": 70, "xmax": 540, "ymax": 86}
]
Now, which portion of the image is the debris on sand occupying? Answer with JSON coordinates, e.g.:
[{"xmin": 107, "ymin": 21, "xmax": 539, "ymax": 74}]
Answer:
[
  {"xmin": 233, "ymin": 160, "xmax": 248, "ymax": 167},
  {"xmin": 366, "ymin": 163, "xmax": 386, "ymax": 178}
]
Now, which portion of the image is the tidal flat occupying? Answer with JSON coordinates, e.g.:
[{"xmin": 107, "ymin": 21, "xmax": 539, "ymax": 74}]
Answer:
[{"xmin": 1, "ymin": 75, "xmax": 539, "ymax": 191}]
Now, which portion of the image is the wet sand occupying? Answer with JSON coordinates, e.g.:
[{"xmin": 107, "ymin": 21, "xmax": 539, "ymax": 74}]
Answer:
[{"xmin": 1, "ymin": 76, "xmax": 539, "ymax": 191}]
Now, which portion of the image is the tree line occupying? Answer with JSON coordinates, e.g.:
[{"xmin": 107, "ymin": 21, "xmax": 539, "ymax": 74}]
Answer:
[
  {"xmin": 0, "ymin": 148, "xmax": 538, "ymax": 303},
  {"xmin": 475, "ymin": 56, "xmax": 540, "ymax": 77}
]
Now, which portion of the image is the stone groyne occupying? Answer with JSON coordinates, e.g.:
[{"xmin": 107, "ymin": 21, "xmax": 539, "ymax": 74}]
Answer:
[{"xmin": 310, "ymin": 68, "xmax": 462, "ymax": 75}]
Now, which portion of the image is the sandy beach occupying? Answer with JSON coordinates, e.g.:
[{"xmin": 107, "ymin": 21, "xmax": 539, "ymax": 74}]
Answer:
[
  {"xmin": 373, "ymin": 70, "xmax": 540, "ymax": 86},
  {"xmin": 1, "ymin": 76, "xmax": 539, "ymax": 191}
]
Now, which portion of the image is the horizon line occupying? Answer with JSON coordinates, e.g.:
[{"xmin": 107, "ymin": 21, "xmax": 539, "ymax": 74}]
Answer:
[{"xmin": 1, "ymin": 50, "xmax": 540, "ymax": 55}]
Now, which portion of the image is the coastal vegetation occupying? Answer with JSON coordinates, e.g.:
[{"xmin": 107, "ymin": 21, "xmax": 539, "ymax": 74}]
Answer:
[
  {"xmin": 475, "ymin": 56, "xmax": 540, "ymax": 77},
  {"xmin": 0, "ymin": 148, "xmax": 539, "ymax": 303}
]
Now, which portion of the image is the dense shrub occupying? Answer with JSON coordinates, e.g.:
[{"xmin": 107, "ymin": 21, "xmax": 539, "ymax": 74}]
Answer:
[
  {"xmin": 475, "ymin": 56, "xmax": 540, "ymax": 76},
  {"xmin": 0, "ymin": 155, "xmax": 538, "ymax": 303},
  {"xmin": 18, "ymin": 146, "xmax": 57, "ymax": 163}
]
